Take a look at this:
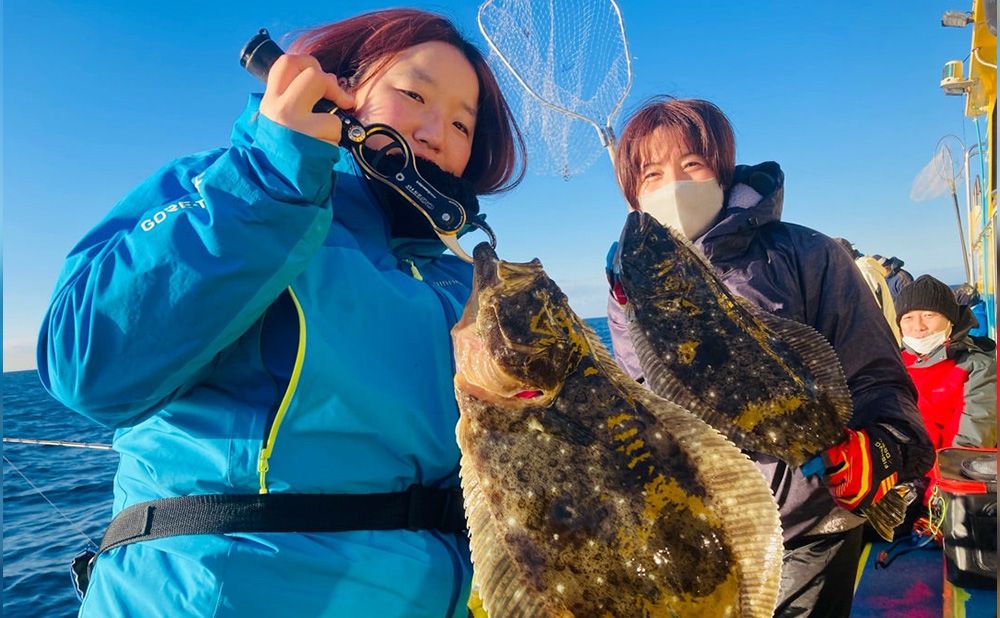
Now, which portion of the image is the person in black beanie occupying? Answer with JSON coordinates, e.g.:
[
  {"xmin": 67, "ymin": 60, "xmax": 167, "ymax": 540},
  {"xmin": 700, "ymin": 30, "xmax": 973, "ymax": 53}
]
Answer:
[
  {"xmin": 897, "ymin": 275, "xmax": 996, "ymax": 455},
  {"xmin": 896, "ymin": 274, "xmax": 961, "ymax": 327}
]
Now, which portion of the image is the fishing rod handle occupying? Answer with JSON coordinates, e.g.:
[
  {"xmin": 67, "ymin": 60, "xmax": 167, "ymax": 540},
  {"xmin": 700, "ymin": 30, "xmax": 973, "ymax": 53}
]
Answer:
[{"xmin": 240, "ymin": 29, "xmax": 336, "ymax": 114}]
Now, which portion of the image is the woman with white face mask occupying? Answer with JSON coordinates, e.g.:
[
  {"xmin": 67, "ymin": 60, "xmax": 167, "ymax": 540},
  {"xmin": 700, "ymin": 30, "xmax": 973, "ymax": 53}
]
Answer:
[
  {"xmin": 604, "ymin": 97, "xmax": 934, "ymax": 618},
  {"xmin": 897, "ymin": 275, "xmax": 997, "ymax": 451}
]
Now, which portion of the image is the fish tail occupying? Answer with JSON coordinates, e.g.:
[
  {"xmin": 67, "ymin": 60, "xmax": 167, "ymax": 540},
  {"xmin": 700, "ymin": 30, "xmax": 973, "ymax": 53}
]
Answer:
[
  {"xmin": 860, "ymin": 484, "xmax": 918, "ymax": 541},
  {"xmin": 626, "ymin": 390, "xmax": 784, "ymax": 617}
]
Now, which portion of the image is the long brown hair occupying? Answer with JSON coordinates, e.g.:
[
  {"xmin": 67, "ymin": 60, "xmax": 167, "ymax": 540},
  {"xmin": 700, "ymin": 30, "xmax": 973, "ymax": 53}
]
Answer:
[
  {"xmin": 615, "ymin": 97, "xmax": 736, "ymax": 209},
  {"xmin": 290, "ymin": 9, "xmax": 525, "ymax": 195}
]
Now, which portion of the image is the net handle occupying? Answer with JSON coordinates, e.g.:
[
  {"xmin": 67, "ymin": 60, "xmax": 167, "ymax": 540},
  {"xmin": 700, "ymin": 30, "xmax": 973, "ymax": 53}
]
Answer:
[{"xmin": 477, "ymin": 0, "xmax": 634, "ymax": 163}]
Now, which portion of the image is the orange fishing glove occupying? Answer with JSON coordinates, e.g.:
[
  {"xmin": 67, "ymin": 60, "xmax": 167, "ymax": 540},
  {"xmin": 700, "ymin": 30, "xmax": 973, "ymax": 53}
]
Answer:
[{"xmin": 819, "ymin": 427, "xmax": 901, "ymax": 512}]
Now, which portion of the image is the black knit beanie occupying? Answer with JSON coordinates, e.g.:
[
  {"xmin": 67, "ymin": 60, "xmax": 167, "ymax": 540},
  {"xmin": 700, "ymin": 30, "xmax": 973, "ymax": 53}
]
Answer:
[{"xmin": 895, "ymin": 274, "xmax": 960, "ymax": 325}]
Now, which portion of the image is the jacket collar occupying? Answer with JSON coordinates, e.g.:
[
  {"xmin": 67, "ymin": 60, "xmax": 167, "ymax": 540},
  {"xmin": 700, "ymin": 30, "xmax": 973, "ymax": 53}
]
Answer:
[
  {"xmin": 904, "ymin": 343, "xmax": 950, "ymax": 366},
  {"xmin": 230, "ymin": 94, "xmax": 263, "ymax": 149},
  {"xmin": 696, "ymin": 161, "xmax": 785, "ymax": 262}
]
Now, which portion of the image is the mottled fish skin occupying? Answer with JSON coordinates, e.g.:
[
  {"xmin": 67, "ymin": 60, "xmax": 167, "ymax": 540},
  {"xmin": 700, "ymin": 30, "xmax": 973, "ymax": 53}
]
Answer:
[
  {"xmin": 452, "ymin": 243, "xmax": 783, "ymax": 618},
  {"xmin": 616, "ymin": 211, "xmax": 853, "ymax": 466},
  {"xmin": 616, "ymin": 213, "xmax": 914, "ymax": 542}
]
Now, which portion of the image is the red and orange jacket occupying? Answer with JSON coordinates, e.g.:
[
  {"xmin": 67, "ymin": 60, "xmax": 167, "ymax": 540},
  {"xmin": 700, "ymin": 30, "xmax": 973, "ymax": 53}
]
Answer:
[{"xmin": 902, "ymin": 316, "xmax": 997, "ymax": 452}]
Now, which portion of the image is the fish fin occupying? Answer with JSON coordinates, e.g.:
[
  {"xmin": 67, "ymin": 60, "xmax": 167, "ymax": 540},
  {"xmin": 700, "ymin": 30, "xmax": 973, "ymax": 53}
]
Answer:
[
  {"xmin": 635, "ymin": 388, "xmax": 785, "ymax": 618},
  {"xmin": 577, "ymin": 310, "xmax": 645, "ymax": 380},
  {"xmin": 752, "ymin": 310, "xmax": 854, "ymax": 439},
  {"xmin": 585, "ymin": 339, "xmax": 784, "ymax": 618},
  {"xmin": 861, "ymin": 484, "xmax": 918, "ymax": 541},
  {"xmin": 457, "ymin": 418, "xmax": 559, "ymax": 618},
  {"xmin": 578, "ymin": 318, "xmax": 782, "ymax": 616}
]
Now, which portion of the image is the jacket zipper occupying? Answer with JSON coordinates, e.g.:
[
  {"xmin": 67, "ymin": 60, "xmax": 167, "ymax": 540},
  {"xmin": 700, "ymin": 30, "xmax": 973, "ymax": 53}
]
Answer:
[{"xmin": 256, "ymin": 286, "xmax": 308, "ymax": 494}]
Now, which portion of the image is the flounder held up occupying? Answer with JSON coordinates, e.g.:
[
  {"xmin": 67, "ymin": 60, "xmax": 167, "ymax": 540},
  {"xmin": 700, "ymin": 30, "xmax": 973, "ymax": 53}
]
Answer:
[
  {"xmin": 615, "ymin": 211, "xmax": 914, "ymax": 540},
  {"xmin": 452, "ymin": 243, "xmax": 783, "ymax": 617},
  {"xmin": 615, "ymin": 210, "xmax": 853, "ymax": 465}
]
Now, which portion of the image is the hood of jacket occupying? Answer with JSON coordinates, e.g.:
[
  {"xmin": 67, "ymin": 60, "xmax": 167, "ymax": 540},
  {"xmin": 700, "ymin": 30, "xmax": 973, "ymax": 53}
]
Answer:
[{"xmin": 696, "ymin": 161, "xmax": 785, "ymax": 262}]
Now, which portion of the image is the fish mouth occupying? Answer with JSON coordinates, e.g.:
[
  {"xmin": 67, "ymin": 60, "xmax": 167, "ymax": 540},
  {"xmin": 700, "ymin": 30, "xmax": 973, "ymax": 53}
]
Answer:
[
  {"xmin": 619, "ymin": 210, "xmax": 678, "ymax": 296},
  {"xmin": 620, "ymin": 210, "xmax": 658, "ymax": 255},
  {"xmin": 452, "ymin": 245, "xmax": 554, "ymax": 406},
  {"xmin": 454, "ymin": 242, "xmax": 499, "ymax": 331},
  {"xmin": 473, "ymin": 241, "xmax": 501, "ymax": 289},
  {"xmin": 453, "ymin": 370, "xmax": 508, "ymax": 404},
  {"xmin": 617, "ymin": 211, "xmax": 646, "ymax": 292},
  {"xmin": 452, "ymin": 243, "xmax": 519, "ymax": 403},
  {"xmin": 452, "ymin": 321, "xmax": 548, "ymax": 405}
]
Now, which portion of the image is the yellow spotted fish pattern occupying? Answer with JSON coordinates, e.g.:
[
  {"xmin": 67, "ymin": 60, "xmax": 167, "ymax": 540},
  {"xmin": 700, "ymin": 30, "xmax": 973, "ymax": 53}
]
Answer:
[{"xmin": 452, "ymin": 243, "xmax": 783, "ymax": 617}]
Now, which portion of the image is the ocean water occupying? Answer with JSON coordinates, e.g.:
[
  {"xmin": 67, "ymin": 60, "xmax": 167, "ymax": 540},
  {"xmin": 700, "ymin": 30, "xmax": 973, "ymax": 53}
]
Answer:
[
  {"xmin": 3, "ymin": 370, "xmax": 115, "ymax": 618},
  {"xmin": 2, "ymin": 318, "xmax": 613, "ymax": 617}
]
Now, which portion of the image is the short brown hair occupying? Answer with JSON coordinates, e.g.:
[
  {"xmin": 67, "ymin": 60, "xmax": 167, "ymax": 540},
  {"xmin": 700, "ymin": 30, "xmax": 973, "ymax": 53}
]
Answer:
[
  {"xmin": 290, "ymin": 9, "xmax": 525, "ymax": 195},
  {"xmin": 615, "ymin": 97, "xmax": 736, "ymax": 208}
]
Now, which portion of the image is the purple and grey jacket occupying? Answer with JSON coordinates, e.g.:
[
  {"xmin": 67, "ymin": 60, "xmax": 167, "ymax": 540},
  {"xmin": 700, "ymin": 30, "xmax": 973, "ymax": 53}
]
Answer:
[{"xmin": 606, "ymin": 162, "xmax": 934, "ymax": 543}]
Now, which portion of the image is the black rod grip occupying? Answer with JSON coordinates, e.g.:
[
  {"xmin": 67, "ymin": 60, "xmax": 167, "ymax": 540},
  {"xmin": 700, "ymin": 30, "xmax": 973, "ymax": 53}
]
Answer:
[{"xmin": 239, "ymin": 29, "xmax": 336, "ymax": 114}]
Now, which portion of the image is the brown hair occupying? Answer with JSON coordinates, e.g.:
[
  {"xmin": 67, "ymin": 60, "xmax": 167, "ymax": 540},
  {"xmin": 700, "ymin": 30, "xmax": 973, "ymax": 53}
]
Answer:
[
  {"xmin": 289, "ymin": 9, "xmax": 525, "ymax": 195},
  {"xmin": 615, "ymin": 97, "xmax": 736, "ymax": 209}
]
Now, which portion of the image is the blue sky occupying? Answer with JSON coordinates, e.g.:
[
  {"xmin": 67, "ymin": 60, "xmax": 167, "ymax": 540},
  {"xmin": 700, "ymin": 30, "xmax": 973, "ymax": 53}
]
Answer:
[{"xmin": 3, "ymin": 1, "xmax": 982, "ymax": 371}]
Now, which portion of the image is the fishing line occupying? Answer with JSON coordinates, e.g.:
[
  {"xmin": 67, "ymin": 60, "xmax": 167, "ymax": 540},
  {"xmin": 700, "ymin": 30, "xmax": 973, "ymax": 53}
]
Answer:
[
  {"xmin": 875, "ymin": 487, "xmax": 948, "ymax": 569},
  {"xmin": 4, "ymin": 437, "xmax": 112, "ymax": 450},
  {"xmin": 3, "ymin": 454, "xmax": 101, "ymax": 547}
]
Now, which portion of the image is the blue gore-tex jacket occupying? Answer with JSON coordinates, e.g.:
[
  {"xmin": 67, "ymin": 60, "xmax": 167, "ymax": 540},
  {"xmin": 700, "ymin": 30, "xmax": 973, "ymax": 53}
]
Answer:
[{"xmin": 38, "ymin": 96, "xmax": 474, "ymax": 617}]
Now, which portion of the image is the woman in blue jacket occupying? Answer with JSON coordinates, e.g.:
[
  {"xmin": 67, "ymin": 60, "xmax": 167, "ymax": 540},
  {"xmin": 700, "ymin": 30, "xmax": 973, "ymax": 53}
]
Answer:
[
  {"xmin": 38, "ymin": 9, "xmax": 524, "ymax": 617},
  {"xmin": 605, "ymin": 97, "xmax": 933, "ymax": 617}
]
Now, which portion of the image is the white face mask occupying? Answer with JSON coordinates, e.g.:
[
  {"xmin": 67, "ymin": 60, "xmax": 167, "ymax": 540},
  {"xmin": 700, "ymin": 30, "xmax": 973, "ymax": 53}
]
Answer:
[
  {"xmin": 637, "ymin": 178, "xmax": 724, "ymax": 240},
  {"xmin": 902, "ymin": 328, "xmax": 949, "ymax": 356}
]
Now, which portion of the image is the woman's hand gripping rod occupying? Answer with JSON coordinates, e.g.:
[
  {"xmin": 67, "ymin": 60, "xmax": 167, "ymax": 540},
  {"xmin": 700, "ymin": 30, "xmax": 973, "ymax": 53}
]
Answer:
[{"xmin": 240, "ymin": 29, "xmax": 495, "ymax": 263}]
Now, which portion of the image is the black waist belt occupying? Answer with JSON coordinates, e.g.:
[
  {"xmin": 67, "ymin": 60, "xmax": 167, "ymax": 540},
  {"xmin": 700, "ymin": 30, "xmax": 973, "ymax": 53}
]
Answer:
[
  {"xmin": 72, "ymin": 485, "xmax": 465, "ymax": 600},
  {"xmin": 98, "ymin": 484, "xmax": 466, "ymax": 555}
]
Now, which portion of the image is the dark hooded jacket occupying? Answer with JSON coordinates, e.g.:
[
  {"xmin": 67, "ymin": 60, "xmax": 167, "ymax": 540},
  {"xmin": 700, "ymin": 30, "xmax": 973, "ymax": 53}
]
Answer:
[{"xmin": 607, "ymin": 162, "xmax": 935, "ymax": 542}]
